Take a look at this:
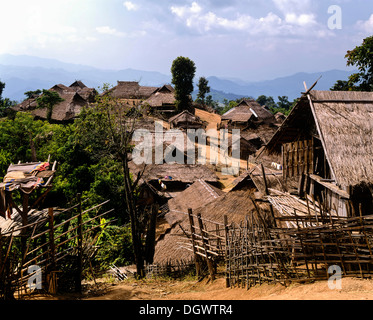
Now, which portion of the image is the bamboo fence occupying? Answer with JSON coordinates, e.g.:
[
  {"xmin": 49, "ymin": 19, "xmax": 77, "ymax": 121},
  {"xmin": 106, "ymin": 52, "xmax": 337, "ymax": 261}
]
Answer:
[
  {"xmin": 0, "ymin": 198, "xmax": 113, "ymax": 299},
  {"xmin": 181, "ymin": 202, "xmax": 373, "ymax": 289}
]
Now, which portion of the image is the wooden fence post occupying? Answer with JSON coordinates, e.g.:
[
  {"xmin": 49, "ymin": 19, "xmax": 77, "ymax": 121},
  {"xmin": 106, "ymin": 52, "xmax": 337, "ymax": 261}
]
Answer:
[
  {"xmin": 188, "ymin": 208, "xmax": 201, "ymax": 277},
  {"xmin": 47, "ymin": 207, "xmax": 58, "ymax": 294},
  {"xmin": 224, "ymin": 215, "xmax": 230, "ymax": 288},
  {"xmin": 76, "ymin": 193, "xmax": 83, "ymax": 293},
  {"xmin": 197, "ymin": 213, "xmax": 215, "ymax": 281},
  {"xmin": 145, "ymin": 204, "xmax": 158, "ymax": 264}
]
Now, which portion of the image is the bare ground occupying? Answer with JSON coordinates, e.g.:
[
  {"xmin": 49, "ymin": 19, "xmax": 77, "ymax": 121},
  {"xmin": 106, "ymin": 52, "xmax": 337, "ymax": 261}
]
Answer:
[{"xmin": 24, "ymin": 276, "xmax": 373, "ymax": 300}]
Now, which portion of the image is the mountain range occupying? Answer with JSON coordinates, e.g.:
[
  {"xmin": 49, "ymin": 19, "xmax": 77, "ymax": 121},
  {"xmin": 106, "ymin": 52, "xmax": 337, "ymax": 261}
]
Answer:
[{"xmin": 0, "ymin": 54, "xmax": 354, "ymax": 103}]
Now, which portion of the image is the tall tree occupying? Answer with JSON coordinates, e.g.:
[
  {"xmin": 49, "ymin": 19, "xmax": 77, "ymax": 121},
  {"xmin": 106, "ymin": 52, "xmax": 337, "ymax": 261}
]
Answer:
[
  {"xmin": 36, "ymin": 89, "xmax": 64, "ymax": 123},
  {"xmin": 0, "ymin": 81, "xmax": 5, "ymax": 99},
  {"xmin": 331, "ymin": 36, "xmax": 373, "ymax": 91},
  {"xmin": 196, "ymin": 76, "xmax": 210, "ymax": 105},
  {"xmin": 75, "ymin": 85, "xmax": 157, "ymax": 277},
  {"xmin": 0, "ymin": 81, "xmax": 17, "ymax": 118},
  {"xmin": 171, "ymin": 56, "xmax": 196, "ymax": 112}
]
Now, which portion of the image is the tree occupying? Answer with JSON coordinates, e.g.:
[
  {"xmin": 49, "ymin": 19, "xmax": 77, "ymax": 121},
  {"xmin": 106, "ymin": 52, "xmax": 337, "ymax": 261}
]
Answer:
[
  {"xmin": 0, "ymin": 81, "xmax": 5, "ymax": 99},
  {"xmin": 171, "ymin": 56, "xmax": 196, "ymax": 112},
  {"xmin": 256, "ymin": 95, "xmax": 276, "ymax": 109},
  {"xmin": 0, "ymin": 81, "xmax": 17, "ymax": 118},
  {"xmin": 331, "ymin": 36, "xmax": 373, "ymax": 91},
  {"xmin": 75, "ymin": 85, "xmax": 157, "ymax": 277},
  {"xmin": 24, "ymin": 89, "xmax": 42, "ymax": 100},
  {"xmin": 36, "ymin": 89, "xmax": 64, "ymax": 123},
  {"xmin": 196, "ymin": 76, "xmax": 210, "ymax": 105},
  {"xmin": 277, "ymin": 96, "xmax": 292, "ymax": 110}
]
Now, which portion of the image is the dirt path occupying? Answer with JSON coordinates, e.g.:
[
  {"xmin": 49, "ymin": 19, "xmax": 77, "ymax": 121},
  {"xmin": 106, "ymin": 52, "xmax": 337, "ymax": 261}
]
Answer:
[{"xmin": 81, "ymin": 277, "xmax": 373, "ymax": 301}]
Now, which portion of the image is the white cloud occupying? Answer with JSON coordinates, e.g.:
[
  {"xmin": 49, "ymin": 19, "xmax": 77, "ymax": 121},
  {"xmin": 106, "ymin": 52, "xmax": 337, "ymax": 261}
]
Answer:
[
  {"xmin": 272, "ymin": 0, "xmax": 312, "ymax": 15},
  {"xmin": 123, "ymin": 1, "xmax": 139, "ymax": 11},
  {"xmin": 96, "ymin": 26, "xmax": 125, "ymax": 37},
  {"xmin": 356, "ymin": 14, "xmax": 373, "ymax": 33},
  {"xmin": 170, "ymin": 1, "xmax": 324, "ymax": 37}
]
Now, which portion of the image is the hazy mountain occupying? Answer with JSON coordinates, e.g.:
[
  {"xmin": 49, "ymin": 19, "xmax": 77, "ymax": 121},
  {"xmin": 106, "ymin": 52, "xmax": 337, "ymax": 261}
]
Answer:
[{"xmin": 0, "ymin": 54, "xmax": 354, "ymax": 103}]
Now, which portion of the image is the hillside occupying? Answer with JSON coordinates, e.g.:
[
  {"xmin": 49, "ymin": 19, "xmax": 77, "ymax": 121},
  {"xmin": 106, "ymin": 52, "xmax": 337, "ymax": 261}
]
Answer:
[{"xmin": 0, "ymin": 54, "xmax": 354, "ymax": 103}]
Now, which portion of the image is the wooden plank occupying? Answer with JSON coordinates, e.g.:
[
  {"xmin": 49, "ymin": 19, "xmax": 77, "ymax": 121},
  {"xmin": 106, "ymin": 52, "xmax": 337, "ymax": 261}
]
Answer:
[{"xmin": 309, "ymin": 174, "xmax": 350, "ymax": 199}]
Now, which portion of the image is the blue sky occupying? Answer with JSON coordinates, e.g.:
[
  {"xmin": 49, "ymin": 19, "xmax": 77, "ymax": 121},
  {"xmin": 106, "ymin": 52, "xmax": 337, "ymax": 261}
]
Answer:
[{"xmin": 1, "ymin": 0, "xmax": 373, "ymax": 81}]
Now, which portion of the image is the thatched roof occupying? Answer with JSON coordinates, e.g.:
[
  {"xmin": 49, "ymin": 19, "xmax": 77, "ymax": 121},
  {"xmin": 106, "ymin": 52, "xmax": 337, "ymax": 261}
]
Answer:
[
  {"xmin": 222, "ymin": 99, "xmax": 275, "ymax": 123},
  {"xmin": 32, "ymin": 91, "xmax": 88, "ymax": 122},
  {"xmin": 168, "ymin": 110, "xmax": 204, "ymax": 129},
  {"xmin": 165, "ymin": 179, "xmax": 225, "ymax": 226},
  {"xmin": 107, "ymin": 81, "xmax": 157, "ymax": 100},
  {"xmin": 153, "ymin": 189, "xmax": 267, "ymax": 264},
  {"xmin": 12, "ymin": 81, "xmax": 97, "ymax": 121},
  {"xmin": 142, "ymin": 85, "xmax": 176, "ymax": 107},
  {"xmin": 264, "ymin": 90, "xmax": 373, "ymax": 188},
  {"xmin": 130, "ymin": 162, "xmax": 219, "ymax": 185}
]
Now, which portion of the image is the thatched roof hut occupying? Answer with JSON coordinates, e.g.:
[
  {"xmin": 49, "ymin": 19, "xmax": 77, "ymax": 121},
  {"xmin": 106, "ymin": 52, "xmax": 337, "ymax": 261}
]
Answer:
[
  {"xmin": 32, "ymin": 91, "xmax": 88, "ymax": 122},
  {"xmin": 263, "ymin": 90, "xmax": 373, "ymax": 216},
  {"xmin": 106, "ymin": 81, "xmax": 157, "ymax": 100},
  {"xmin": 142, "ymin": 85, "xmax": 177, "ymax": 116},
  {"xmin": 168, "ymin": 110, "xmax": 204, "ymax": 130},
  {"xmin": 165, "ymin": 179, "xmax": 225, "ymax": 226},
  {"xmin": 153, "ymin": 188, "xmax": 268, "ymax": 265},
  {"xmin": 12, "ymin": 81, "xmax": 97, "ymax": 122},
  {"xmin": 221, "ymin": 98, "xmax": 276, "ymax": 130}
]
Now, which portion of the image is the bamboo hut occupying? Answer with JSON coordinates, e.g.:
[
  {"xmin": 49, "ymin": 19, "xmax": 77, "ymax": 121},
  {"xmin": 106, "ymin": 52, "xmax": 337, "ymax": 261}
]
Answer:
[
  {"xmin": 262, "ymin": 90, "xmax": 373, "ymax": 217},
  {"xmin": 153, "ymin": 188, "xmax": 269, "ymax": 265},
  {"xmin": 221, "ymin": 98, "xmax": 276, "ymax": 130},
  {"xmin": 168, "ymin": 110, "xmax": 205, "ymax": 130},
  {"xmin": 105, "ymin": 81, "xmax": 157, "ymax": 105},
  {"xmin": 12, "ymin": 81, "xmax": 97, "ymax": 123},
  {"xmin": 142, "ymin": 85, "xmax": 177, "ymax": 117}
]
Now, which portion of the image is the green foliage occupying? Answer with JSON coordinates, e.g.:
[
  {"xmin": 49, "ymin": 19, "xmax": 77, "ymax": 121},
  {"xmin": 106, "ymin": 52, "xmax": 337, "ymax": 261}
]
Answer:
[
  {"xmin": 36, "ymin": 89, "xmax": 64, "ymax": 123},
  {"xmin": 93, "ymin": 223, "xmax": 134, "ymax": 270},
  {"xmin": 219, "ymin": 99, "xmax": 238, "ymax": 115},
  {"xmin": 330, "ymin": 80, "xmax": 350, "ymax": 91},
  {"xmin": 171, "ymin": 56, "xmax": 196, "ymax": 112},
  {"xmin": 195, "ymin": 77, "xmax": 210, "ymax": 104},
  {"xmin": 0, "ymin": 81, "xmax": 17, "ymax": 118},
  {"xmin": 24, "ymin": 89, "xmax": 42, "ymax": 100},
  {"xmin": 331, "ymin": 36, "xmax": 373, "ymax": 91},
  {"xmin": 256, "ymin": 95, "xmax": 276, "ymax": 109}
]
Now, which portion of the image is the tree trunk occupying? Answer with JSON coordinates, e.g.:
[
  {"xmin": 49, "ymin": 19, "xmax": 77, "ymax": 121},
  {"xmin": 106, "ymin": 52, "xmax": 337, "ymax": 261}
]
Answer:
[{"xmin": 121, "ymin": 156, "xmax": 145, "ymax": 278}]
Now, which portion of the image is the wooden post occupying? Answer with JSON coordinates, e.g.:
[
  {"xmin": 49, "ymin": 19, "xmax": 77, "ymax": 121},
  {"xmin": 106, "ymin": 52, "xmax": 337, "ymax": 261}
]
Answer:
[
  {"xmin": 145, "ymin": 204, "xmax": 158, "ymax": 264},
  {"xmin": 47, "ymin": 207, "xmax": 57, "ymax": 294},
  {"xmin": 197, "ymin": 213, "xmax": 215, "ymax": 281},
  {"xmin": 297, "ymin": 173, "xmax": 305, "ymax": 198},
  {"xmin": 224, "ymin": 215, "xmax": 230, "ymax": 288},
  {"xmin": 76, "ymin": 193, "xmax": 83, "ymax": 293},
  {"xmin": 48, "ymin": 207, "xmax": 56, "ymax": 270},
  {"xmin": 188, "ymin": 208, "xmax": 201, "ymax": 277},
  {"xmin": 261, "ymin": 164, "xmax": 276, "ymax": 227}
]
